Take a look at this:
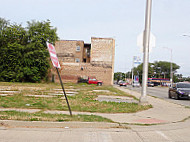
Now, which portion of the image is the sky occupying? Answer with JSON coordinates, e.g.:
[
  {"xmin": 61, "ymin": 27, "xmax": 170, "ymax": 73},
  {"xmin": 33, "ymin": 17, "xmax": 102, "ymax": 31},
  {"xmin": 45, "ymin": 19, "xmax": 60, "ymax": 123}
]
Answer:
[{"xmin": 1, "ymin": 0, "xmax": 190, "ymax": 77}]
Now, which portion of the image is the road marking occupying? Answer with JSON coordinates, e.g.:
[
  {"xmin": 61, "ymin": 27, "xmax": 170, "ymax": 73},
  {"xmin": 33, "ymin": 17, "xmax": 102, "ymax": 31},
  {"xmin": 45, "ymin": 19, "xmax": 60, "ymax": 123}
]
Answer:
[{"xmin": 156, "ymin": 131, "xmax": 172, "ymax": 141}]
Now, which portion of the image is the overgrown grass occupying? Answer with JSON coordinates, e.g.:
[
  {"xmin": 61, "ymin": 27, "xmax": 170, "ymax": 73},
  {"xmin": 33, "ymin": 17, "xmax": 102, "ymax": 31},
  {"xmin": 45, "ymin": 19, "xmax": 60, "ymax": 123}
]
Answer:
[
  {"xmin": 0, "ymin": 111, "xmax": 113, "ymax": 122},
  {"xmin": 0, "ymin": 82, "xmax": 152, "ymax": 113}
]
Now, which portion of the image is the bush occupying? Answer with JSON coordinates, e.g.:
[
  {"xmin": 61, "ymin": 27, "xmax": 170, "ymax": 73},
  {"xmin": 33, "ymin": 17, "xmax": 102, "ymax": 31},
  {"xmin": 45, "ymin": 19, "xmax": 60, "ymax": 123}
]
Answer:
[{"xmin": 0, "ymin": 18, "xmax": 58, "ymax": 82}]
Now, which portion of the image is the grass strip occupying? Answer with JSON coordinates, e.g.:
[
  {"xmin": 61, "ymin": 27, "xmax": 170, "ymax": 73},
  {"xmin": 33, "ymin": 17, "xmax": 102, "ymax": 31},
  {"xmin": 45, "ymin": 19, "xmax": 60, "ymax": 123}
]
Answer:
[{"xmin": 0, "ymin": 111, "xmax": 114, "ymax": 122}]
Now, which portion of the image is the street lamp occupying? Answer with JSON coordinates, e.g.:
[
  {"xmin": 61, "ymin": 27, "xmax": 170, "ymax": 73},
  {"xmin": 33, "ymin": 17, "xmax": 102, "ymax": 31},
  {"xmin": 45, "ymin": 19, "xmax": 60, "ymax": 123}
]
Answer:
[
  {"xmin": 140, "ymin": 0, "xmax": 152, "ymax": 104},
  {"xmin": 162, "ymin": 47, "xmax": 173, "ymax": 87}
]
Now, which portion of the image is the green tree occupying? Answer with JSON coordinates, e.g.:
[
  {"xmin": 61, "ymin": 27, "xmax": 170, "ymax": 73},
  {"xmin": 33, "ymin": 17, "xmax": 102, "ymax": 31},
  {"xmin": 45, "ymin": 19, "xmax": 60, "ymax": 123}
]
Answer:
[
  {"xmin": 0, "ymin": 18, "xmax": 9, "ymax": 33},
  {"xmin": 153, "ymin": 61, "xmax": 180, "ymax": 79},
  {"xmin": 114, "ymin": 72, "xmax": 130, "ymax": 83},
  {"xmin": 0, "ymin": 19, "xmax": 58, "ymax": 82},
  {"xmin": 0, "ymin": 24, "xmax": 27, "ymax": 82},
  {"xmin": 114, "ymin": 72, "xmax": 122, "ymax": 82},
  {"xmin": 133, "ymin": 63, "xmax": 154, "ymax": 83},
  {"xmin": 133, "ymin": 61, "xmax": 180, "ymax": 83},
  {"xmin": 23, "ymin": 20, "xmax": 58, "ymax": 82}
]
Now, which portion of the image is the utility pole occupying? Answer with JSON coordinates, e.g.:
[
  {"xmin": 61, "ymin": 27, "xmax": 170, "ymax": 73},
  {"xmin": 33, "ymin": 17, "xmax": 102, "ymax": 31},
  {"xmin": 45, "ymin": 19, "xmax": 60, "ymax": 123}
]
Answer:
[
  {"xmin": 170, "ymin": 49, "xmax": 173, "ymax": 87},
  {"xmin": 140, "ymin": 0, "xmax": 152, "ymax": 104},
  {"xmin": 163, "ymin": 47, "xmax": 173, "ymax": 87},
  {"xmin": 132, "ymin": 56, "xmax": 134, "ymax": 85}
]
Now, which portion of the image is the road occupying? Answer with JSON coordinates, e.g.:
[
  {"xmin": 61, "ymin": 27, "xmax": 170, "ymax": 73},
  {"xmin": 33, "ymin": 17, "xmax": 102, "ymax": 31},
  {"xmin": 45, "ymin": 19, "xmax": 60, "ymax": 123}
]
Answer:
[{"xmin": 125, "ymin": 85, "xmax": 190, "ymax": 107}]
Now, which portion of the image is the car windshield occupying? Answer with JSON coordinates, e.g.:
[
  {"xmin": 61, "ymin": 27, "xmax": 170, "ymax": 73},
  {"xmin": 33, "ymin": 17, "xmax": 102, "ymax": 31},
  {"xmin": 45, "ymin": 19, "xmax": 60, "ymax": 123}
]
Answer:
[{"xmin": 177, "ymin": 83, "xmax": 190, "ymax": 88}]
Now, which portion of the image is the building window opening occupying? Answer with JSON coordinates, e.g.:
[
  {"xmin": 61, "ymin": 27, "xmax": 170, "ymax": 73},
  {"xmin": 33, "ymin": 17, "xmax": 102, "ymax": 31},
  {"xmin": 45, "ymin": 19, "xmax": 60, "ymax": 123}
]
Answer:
[
  {"xmin": 75, "ymin": 58, "xmax": 80, "ymax": 63},
  {"xmin": 83, "ymin": 59, "xmax": 86, "ymax": 63},
  {"xmin": 76, "ymin": 46, "xmax": 80, "ymax": 51},
  {"xmin": 87, "ymin": 48, "xmax": 90, "ymax": 57}
]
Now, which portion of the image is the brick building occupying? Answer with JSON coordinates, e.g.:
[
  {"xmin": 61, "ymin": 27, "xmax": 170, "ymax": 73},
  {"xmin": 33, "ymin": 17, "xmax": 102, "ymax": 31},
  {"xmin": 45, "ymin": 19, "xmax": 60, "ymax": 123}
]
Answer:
[{"xmin": 51, "ymin": 37, "xmax": 115, "ymax": 85}]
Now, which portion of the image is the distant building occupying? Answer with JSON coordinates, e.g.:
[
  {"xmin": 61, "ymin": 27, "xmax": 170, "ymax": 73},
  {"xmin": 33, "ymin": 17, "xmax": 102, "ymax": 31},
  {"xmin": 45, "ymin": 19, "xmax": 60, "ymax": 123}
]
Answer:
[
  {"xmin": 148, "ymin": 78, "xmax": 170, "ymax": 86},
  {"xmin": 50, "ymin": 37, "xmax": 115, "ymax": 85}
]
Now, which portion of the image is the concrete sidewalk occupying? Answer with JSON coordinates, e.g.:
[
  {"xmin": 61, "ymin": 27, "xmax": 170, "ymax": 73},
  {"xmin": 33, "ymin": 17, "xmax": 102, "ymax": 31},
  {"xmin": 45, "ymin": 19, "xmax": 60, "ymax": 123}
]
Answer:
[
  {"xmin": 45, "ymin": 86, "xmax": 190, "ymax": 124},
  {"xmin": 0, "ymin": 86, "xmax": 190, "ymax": 125},
  {"xmin": 109, "ymin": 86, "xmax": 190, "ymax": 124}
]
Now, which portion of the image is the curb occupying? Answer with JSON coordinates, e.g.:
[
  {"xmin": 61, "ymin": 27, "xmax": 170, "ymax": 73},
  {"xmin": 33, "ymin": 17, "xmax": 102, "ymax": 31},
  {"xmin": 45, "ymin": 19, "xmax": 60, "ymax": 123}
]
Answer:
[{"xmin": 0, "ymin": 120, "xmax": 121, "ymax": 129}]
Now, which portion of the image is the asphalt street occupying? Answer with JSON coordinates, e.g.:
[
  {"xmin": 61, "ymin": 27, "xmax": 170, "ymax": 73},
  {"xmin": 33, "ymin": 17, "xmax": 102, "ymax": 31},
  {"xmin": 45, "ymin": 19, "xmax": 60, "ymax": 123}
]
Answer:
[{"xmin": 125, "ymin": 85, "xmax": 190, "ymax": 107}]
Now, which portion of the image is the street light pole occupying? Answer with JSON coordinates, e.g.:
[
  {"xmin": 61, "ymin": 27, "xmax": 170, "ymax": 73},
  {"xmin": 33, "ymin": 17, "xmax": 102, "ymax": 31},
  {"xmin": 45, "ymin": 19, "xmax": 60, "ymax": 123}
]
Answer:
[
  {"xmin": 170, "ymin": 49, "xmax": 173, "ymax": 87},
  {"xmin": 163, "ymin": 47, "xmax": 173, "ymax": 87},
  {"xmin": 140, "ymin": 0, "xmax": 152, "ymax": 104},
  {"xmin": 132, "ymin": 56, "xmax": 134, "ymax": 86}
]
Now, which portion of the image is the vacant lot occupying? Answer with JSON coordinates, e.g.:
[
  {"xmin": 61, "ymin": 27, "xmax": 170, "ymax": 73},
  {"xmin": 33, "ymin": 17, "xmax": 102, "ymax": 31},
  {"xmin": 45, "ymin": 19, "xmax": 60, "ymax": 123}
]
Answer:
[{"xmin": 0, "ymin": 82, "xmax": 152, "ymax": 122}]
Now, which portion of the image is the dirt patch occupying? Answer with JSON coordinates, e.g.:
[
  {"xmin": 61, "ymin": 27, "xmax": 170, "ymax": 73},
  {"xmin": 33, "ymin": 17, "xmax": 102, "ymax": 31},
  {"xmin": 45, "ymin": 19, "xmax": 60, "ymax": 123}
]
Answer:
[{"xmin": 95, "ymin": 95, "xmax": 138, "ymax": 103}]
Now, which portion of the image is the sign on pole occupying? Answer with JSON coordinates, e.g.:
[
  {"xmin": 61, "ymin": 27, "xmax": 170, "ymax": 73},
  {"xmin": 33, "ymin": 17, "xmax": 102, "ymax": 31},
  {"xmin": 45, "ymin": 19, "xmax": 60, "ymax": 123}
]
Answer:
[
  {"xmin": 46, "ymin": 42, "xmax": 61, "ymax": 68},
  {"xmin": 137, "ymin": 32, "xmax": 156, "ymax": 53},
  {"xmin": 46, "ymin": 42, "xmax": 72, "ymax": 116},
  {"xmin": 134, "ymin": 56, "xmax": 141, "ymax": 65},
  {"xmin": 134, "ymin": 75, "xmax": 139, "ymax": 82}
]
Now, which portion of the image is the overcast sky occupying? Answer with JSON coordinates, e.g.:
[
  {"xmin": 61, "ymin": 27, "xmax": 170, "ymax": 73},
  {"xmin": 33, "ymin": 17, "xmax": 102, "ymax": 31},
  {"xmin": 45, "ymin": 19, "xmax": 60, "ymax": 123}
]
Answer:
[{"xmin": 1, "ymin": 0, "xmax": 190, "ymax": 77}]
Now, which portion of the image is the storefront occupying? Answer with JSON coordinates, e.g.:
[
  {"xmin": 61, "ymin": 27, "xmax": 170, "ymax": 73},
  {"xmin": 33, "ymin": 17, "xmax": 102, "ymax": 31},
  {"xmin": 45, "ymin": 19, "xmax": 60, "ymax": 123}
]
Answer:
[{"xmin": 148, "ymin": 78, "xmax": 170, "ymax": 86}]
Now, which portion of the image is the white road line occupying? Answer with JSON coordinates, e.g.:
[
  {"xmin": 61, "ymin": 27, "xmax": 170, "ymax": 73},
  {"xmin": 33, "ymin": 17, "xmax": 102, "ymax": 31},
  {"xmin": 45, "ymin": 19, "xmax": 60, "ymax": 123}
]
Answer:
[{"xmin": 156, "ymin": 131, "xmax": 172, "ymax": 141}]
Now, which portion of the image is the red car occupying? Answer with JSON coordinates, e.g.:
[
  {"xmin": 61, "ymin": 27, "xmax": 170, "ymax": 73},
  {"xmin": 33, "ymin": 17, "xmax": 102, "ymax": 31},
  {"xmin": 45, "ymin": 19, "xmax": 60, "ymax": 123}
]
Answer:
[
  {"xmin": 119, "ymin": 81, "xmax": 127, "ymax": 86},
  {"xmin": 88, "ymin": 77, "xmax": 103, "ymax": 86}
]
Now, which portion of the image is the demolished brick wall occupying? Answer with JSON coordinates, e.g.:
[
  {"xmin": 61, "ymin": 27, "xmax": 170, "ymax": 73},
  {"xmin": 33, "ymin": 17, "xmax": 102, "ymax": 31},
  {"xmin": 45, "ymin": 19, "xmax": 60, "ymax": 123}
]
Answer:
[{"xmin": 51, "ymin": 37, "xmax": 115, "ymax": 85}]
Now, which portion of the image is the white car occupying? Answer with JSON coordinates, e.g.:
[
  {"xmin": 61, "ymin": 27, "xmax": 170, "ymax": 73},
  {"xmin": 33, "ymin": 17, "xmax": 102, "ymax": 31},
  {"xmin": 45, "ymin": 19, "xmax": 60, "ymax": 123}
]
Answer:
[{"xmin": 132, "ymin": 82, "xmax": 140, "ymax": 87}]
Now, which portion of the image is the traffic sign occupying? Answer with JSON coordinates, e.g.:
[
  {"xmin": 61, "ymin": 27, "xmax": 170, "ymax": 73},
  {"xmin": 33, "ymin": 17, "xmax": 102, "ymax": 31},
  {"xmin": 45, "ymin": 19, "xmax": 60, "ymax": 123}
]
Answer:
[
  {"xmin": 46, "ymin": 42, "xmax": 61, "ymax": 68},
  {"xmin": 46, "ymin": 42, "xmax": 72, "ymax": 116},
  {"xmin": 137, "ymin": 32, "xmax": 156, "ymax": 53}
]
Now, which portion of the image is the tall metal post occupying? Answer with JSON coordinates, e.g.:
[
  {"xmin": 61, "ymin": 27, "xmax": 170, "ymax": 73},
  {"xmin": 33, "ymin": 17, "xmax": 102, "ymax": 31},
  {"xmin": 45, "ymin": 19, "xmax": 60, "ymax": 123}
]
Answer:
[
  {"xmin": 132, "ymin": 56, "xmax": 134, "ymax": 86},
  {"xmin": 163, "ymin": 47, "xmax": 173, "ymax": 87},
  {"xmin": 140, "ymin": 0, "xmax": 152, "ymax": 104},
  {"xmin": 56, "ymin": 68, "xmax": 72, "ymax": 116},
  {"xmin": 170, "ymin": 49, "xmax": 173, "ymax": 87}
]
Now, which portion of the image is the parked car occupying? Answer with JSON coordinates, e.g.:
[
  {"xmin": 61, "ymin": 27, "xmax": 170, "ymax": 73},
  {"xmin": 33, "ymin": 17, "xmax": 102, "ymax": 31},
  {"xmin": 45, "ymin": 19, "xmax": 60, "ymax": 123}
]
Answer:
[
  {"xmin": 168, "ymin": 82, "xmax": 190, "ymax": 100},
  {"xmin": 132, "ymin": 82, "xmax": 140, "ymax": 87},
  {"xmin": 78, "ymin": 77, "xmax": 88, "ymax": 83},
  {"xmin": 88, "ymin": 77, "xmax": 103, "ymax": 86},
  {"xmin": 117, "ymin": 80, "xmax": 123, "ymax": 84},
  {"xmin": 119, "ymin": 81, "xmax": 127, "ymax": 86},
  {"xmin": 147, "ymin": 82, "xmax": 154, "ymax": 87}
]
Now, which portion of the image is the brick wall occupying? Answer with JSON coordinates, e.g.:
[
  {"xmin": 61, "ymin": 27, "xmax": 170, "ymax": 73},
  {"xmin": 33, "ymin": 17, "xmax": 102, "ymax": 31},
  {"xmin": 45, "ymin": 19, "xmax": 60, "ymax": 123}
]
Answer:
[
  {"xmin": 52, "ymin": 37, "xmax": 115, "ymax": 85},
  {"xmin": 51, "ymin": 63, "xmax": 113, "ymax": 85},
  {"xmin": 91, "ymin": 37, "xmax": 115, "ymax": 85},
  {"xmin": 55, "ymin": 40, "xmax": 84, "ymax": 63}
]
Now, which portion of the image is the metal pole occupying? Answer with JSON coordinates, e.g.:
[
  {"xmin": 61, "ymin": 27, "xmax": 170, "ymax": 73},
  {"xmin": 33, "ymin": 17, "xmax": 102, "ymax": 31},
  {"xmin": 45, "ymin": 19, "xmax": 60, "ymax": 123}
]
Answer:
[
  {"xmin": 170, "ymin": 49, "xmax": 173, "ymax": 87},
  {"xmin": 56, "ymin": 68, "xmax": 72, "ymax": 116},
  {"xmin": 132, "ymin": 56, "xmax": 134, "ymax": 86},
  {"xmin": 163, "ymin": 47, "xmax": 173, "ymax": 87},
  {"xmin": 140, "ymin": 0, "xmax": 152, "ymax": 104},
  {"xmin": 125, "ymin": 72, "xmax": 127, "ymax": 81}
]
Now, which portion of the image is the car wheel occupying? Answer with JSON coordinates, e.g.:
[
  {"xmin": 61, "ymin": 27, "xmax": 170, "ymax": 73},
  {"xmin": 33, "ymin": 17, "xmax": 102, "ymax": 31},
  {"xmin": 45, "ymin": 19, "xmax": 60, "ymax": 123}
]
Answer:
[
  {"xmin": 97, "ymin": 82, "xmax": 102, "ymax": 86},
  {"xmin": 168, "ymin": 92, "xmax": 172, "ymax": 98},
  {"xmin": 175, "ymin": 94, "xmax": 180, "ymax": 100}
]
